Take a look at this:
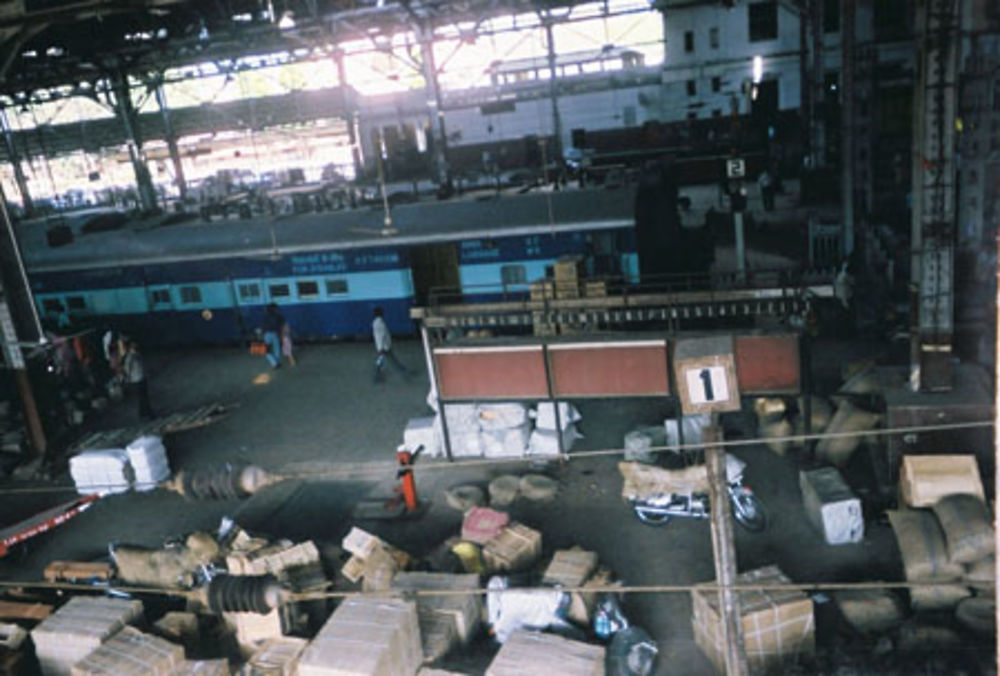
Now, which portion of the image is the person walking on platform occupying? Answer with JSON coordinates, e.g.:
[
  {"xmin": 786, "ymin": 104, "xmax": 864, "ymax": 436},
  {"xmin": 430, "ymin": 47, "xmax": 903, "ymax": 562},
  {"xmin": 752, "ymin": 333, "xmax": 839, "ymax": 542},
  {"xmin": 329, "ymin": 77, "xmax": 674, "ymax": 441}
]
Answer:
[
  {"xmin": 262, "ymin": 303, "xmax": 284, "ymax": 369},
  {"xmin": 372, "ymin": 306, "xmax": 408, "ymax": 383},
  {"xmin": 123, "ymin": 340, "xmax": 154, "ymax": 421},
  {"xmin": 281, "ymin": 321, "xmax": 296, "ymax": 367}
]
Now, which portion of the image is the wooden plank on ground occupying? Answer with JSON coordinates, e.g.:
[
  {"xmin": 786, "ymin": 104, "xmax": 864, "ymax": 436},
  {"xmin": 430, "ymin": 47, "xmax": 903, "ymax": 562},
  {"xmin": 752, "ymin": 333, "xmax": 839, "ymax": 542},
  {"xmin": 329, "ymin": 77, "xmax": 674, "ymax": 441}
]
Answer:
[{"xmin": 0, "ymin": 600, "xmax": 53, "ymax": 621}]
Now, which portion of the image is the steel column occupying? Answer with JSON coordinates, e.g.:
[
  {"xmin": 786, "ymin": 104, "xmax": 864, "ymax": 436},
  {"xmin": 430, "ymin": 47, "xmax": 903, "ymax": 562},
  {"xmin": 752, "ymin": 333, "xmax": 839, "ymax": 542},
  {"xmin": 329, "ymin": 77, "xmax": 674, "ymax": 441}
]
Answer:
[
  {"xmin": 840, "ymin": 0, "xmax": 855, "ymax": 258},
  {"xmin": 416, "ymin": 22, "xmax": 451, "ymax": 191},
  {"xmin": 0, "ymin": 109, "xmax": 32, "ymax": 216},
  {"xmin": 112, "ymin": 69, "xmax": 157, "ymax": 212},
  {"xmin": 543, "ymin": 17, "xmax": 564, "ymax": 170},
  {"xmin": 333, "ymin": 49, "xmax": 364, "ymax": 179},
  {"xmin": 154, "ymin": 85, "xmax": 187, "ymax": 201}
]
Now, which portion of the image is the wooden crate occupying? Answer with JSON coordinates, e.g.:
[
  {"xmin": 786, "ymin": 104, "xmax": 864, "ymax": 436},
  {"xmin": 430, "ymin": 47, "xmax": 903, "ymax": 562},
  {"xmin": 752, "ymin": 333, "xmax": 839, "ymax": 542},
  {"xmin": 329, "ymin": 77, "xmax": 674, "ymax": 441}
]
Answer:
[
  {"xmin": 71, "ymin": 626, "xmax": 183, "ymax": 676},
  {"xmin": 542, "ymin": 548, "xmax": 598, "ymax": 588},
  {"xmin": 224, "ymin": 607, "xmax": 284, "ymax": 656},
  {"xmin": 553, "ymin": 256, "xmax": 584, "ymax": 283},
  {"xmin": 170, "ymin": 659, "xmax": 229, "ymax": 675},
  {"xmin": 900, "ymin": 454, "xmax": 985, "ymax": 507},
  {"xmin": 530, "ymin": 281, "xmax": 555, "ymax": 302},
  {"xmin": 583, "ymin": 280, "xmax": 608, "ymax": 298},
  {"xmin": 691, "ymin": 566, "xmax": 814, "ymax": 675},
  {"xmin": 43, "ymin": 562, "xmax": 113, "ymax": 583},
  {"xmin": 32, "ymin": 597, "xmax": 143, "ymax": 676},
  {"xmin": 554, "ymin": 281, "xmax": 582, "ymax": 300},
  {"xmin": 486, "ymin": 630, "xmax": 604, "ymax": 676},
  {"xmin": 246, "ymin": 637, "xmax": 308, "ymax": 675},
  {"xmin": 298, "ymin": 598, "xmax": 422, "ymax": 676},
  {"xmin": 391, "ymin": 572, "xmax": 482, "ymax": 645},
  {"xmin": 0, "ymin": 600, "xmax": 53, "ymax": 621},
  {"xmin": 483, "ymin": 523, "xmax": 542, "ymax": 573}
]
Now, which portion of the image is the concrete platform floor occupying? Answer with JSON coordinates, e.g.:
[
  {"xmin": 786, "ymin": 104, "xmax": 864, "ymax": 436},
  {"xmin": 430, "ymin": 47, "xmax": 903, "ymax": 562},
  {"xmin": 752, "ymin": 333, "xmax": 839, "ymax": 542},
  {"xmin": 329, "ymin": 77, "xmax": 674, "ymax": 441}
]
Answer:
[{"xmin": 0, "ymin": 338, "xmax": 985, "ymax": 674}]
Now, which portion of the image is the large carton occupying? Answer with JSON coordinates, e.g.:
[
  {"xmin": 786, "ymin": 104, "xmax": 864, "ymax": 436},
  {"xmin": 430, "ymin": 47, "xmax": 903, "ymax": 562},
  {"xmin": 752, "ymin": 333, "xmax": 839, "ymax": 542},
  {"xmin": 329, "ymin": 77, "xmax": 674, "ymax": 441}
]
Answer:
[
  {"xmin": 298, "ymin": 598, "xmax": 421, "ymax": 676},
  {"xmin": 32, "ymin": 596, "xmax": 143, "ymax": 676},
  {"xmin": 542, "ymin": 548, "xmax": 598, "ymax": 588},
  {"xmin": 71, "ymin": 626, "xmax": 183, "ymax": 676},
  {"xmin": 482, "ymin": 523, "xmax": 542, "ymax": 573},
  {"xmin": 900, "ymin": 455, "xmax": 985, "ymax": 507},
  {"xmin": 799, "ymin": 468, "xmax": 864, "ymax": 545},
  {"xmin": 691, "ymin": 566, "xmax": 814, "ymax": 674},
  {"xmin": 486, "ymin": 630, "xmax": 604, "ymax": 676},
  {"xmin": 391, "ymin": 572, "xmax": 482, "ymax": 653},
  {"xmin": 245, "ymin": 637, "xmax": 309, "ymax": 675}
]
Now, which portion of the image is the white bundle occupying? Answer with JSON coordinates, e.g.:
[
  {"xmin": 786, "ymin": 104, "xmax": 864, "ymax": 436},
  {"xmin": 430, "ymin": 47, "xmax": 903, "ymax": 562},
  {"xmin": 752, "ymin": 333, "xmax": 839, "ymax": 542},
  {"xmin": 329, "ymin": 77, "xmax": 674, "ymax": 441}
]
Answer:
[
  {"xmin": 528, "ymin": 425, "xmax": 583, "ymax": 456},
  {"xmin": 481, "ymin": 423, "xmax": 532, "ymax": 458},
  {"xmin": 443, "ymin": 404, "xmax": 480, "ymax": 435},
  {"xmin": 532, "ymin": 402, "xmax": 582, "ymax": 431},
  {"xmin": 70, "ymin": 449, "xmax": 131, "ymax": 496},
  {"xmin": 403, "ymin": 417, "xmax": 442, "ymax": 457},
  {"xmin": 125, "ymin": 435, "xmax": 170, "ymax": 491},
  {"xmin": 477, "ymin": 403, "xmax": 530, "ymax": 430}
]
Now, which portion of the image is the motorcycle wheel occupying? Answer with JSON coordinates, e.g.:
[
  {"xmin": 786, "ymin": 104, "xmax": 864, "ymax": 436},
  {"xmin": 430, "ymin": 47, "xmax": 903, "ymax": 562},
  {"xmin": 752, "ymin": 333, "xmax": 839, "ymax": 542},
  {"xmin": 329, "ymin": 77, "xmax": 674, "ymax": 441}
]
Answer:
[
  {"xmin": 730, "ymin": 492, "xmax": 768, "ymax": 532},
  {"xmin": 633, "ymin": 505, "xmax": 672, "ymax": 526}
]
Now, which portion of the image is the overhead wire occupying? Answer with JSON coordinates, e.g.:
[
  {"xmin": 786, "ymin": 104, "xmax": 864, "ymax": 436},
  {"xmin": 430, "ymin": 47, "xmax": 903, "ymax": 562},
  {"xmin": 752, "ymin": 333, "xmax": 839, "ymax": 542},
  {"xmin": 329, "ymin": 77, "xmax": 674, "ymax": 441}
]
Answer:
[{"xmin": 0, "ymin": 418, "xmax": 992, "ymax": 495}]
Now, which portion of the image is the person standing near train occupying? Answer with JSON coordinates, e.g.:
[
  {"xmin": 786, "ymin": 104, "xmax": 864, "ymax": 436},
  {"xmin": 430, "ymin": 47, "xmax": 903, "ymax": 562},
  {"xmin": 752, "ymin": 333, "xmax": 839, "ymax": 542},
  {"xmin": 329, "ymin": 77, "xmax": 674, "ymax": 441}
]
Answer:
[
  {"xmin": 372, "ymin": 307, "xmax": 409, "ymax": 383},
  {"xmin": 123, "ymin": 340, "xmax": 154, "ymax": 421},
  {"xmin": 261, "ymin": 303, "xmax": 284, "ymax": 369}
]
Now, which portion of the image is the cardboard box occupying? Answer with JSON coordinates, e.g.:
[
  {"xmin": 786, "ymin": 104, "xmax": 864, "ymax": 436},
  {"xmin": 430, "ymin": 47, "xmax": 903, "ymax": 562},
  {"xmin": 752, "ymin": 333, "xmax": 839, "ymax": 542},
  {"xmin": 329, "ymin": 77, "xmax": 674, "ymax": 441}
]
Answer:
[
  {"xmin": 246, "ymin": 637, "xmax": 308, "ymax": 675},
  {"xmin": 900, "ymin": 455, "xmax": 985, "ymax": 507},
  {"xmin": 32, "ymin": 597, "xmax": 143, "ymax": 676},
  {"xmin": 227, "ymin": 541, "xmax": 320, "ymax": 577},
  {"xmin": 553, "ymin": 256, "xmax": 584, "ymax": 283},
  {"xmin": 224, "ymin": 608, "xmax": 284, "ymax": 656},
  {"xmin": 542, "ymin": 548, "xmax": 598, "ymax": 588},
  {"xmin": 298, "ymin": 598, "xmax": 421, "ymax": 676},
  {"xmin": 342, "ymin": 528, "xmax": 382, "ymax": 559},
  {"xmin": 799, "ymin": 468, "xmax": 864, "ymax": 545},
  {"xmin": 530, "ymin": 281, "xmax": 555, "ymax": 302},
  {"xmin": 71, "ymin": 626, "xmax": 183, "ymax": 676},
  {"xmin": 584, "ymin": 280, "xmax": 608, "ymax": 298},
  {"xmin": 486, "ymin": 630, "xmax": 604, "ymax": 676},
  {"xmin": 483, "ymin": 523, "xmax": 542, "ymax": 573},
  {"xmin": 691, "ymin": 566, "xmax": 814, "ymax": 675},
  {"xmin": 391, "ymin": 572, "xmax": 482, "ymax": 649},
  {"xmin": 170, "ymin": 660, "xmax": 229, "ymax": 675}
]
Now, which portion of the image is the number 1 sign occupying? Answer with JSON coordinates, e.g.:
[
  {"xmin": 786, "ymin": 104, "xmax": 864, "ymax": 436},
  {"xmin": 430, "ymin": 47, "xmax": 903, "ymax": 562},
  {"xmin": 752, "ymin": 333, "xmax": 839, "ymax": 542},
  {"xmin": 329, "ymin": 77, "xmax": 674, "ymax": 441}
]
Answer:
[{"xmin": 673, "ymin": 336, "xmax": 741, "ymax": 414}]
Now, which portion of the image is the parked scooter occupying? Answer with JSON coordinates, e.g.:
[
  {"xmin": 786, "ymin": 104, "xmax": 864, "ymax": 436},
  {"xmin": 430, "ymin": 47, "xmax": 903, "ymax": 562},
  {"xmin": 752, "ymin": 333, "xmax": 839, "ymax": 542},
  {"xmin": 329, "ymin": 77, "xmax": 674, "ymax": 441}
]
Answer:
[{"xmin": 630, "ymin": 454, "xmax": 768, "ymax": 532}]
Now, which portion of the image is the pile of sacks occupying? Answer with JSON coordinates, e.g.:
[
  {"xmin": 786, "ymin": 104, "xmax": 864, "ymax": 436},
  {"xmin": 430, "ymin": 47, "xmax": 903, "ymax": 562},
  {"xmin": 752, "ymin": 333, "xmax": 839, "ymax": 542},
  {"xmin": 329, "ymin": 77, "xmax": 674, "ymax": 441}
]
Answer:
[
  {"xmin": 69, "ymin": 435, "xmax": 171, "ymax": 495},
  {"xmin": 403, "ymin": 401, "xmax": 583, "ymax": 459}
]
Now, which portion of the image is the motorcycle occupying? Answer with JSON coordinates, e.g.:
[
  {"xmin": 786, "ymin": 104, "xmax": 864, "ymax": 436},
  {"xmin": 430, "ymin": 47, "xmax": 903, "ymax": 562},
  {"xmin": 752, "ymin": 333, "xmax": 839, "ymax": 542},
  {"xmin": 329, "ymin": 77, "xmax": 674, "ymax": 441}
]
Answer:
[{"xmin": 630, "ymin": 454, "xmax": 768, "ymax": 532}]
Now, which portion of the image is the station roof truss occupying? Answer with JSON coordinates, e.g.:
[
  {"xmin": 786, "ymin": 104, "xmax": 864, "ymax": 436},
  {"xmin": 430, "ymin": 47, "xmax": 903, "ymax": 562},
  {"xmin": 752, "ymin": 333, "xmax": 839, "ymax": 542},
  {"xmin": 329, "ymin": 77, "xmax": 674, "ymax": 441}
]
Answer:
[{"xmin": 0, "ymin": 0, "xmax": 656, "ymax": 104}]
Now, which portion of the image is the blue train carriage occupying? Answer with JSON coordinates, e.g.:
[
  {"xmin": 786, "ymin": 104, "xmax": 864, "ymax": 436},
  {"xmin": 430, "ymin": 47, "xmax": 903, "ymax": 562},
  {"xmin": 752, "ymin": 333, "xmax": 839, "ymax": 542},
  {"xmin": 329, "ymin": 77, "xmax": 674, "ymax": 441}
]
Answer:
[{"xmin": 23, "ymin": 185, "xmax": 638, "ymax": 346}]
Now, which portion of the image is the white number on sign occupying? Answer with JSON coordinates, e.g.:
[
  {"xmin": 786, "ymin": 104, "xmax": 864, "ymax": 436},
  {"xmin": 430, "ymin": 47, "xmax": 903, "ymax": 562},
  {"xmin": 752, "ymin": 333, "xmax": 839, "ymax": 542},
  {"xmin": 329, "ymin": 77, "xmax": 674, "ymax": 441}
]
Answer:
[{"xmin": 686, "ymin": 366, "xmax": 729, "ymax": 404}]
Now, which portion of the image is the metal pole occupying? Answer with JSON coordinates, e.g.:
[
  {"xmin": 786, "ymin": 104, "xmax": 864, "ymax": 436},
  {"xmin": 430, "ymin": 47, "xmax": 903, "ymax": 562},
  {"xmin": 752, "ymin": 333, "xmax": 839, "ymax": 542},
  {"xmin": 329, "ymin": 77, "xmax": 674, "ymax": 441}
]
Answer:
[
  {"xmin": 417, "ymin": 22, "xmax": 451, "ymax": 191},
  {"xmin": 0, "ymin": 109, "xmax": 33, "ymax": 216},
  {"xmin": 734, "ymin": 211, "xmax": 746, "ymax": 282},
  {"xmin": 154, "ymin": 85, "xmax": 187, "ymax": 202},
  {"xmin": 334, "ymin": 50, "xmax": 364, "ymax": 179},
  {"xmin": 13, "ymin": 369, "xmax": 45, "ymax": 458},
  {"xmin": 705, "ymin": 423, "xmax": 747, "ymax": 676},
  {"xmin": 543, "ymin": 17, "xmax": 564, "ymax": 171},
  {"xmin": 112, "ymin": 69, "xmax": 157, "ymax": 212},
  {"xmin": 810, "ymin": 0, "xmax": 825, "ymax": 168},
  {"xmin": 840, "ymin": 0, "xmax": 855, "ymax": 258}
]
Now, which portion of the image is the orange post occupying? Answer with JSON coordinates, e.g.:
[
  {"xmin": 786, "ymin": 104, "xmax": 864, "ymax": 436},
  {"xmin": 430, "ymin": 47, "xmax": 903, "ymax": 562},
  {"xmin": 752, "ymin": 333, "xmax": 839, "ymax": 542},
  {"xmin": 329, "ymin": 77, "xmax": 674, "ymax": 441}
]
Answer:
[{"xmin": 396, "ymin": 449, "xmax": 419, "ymax": 512}]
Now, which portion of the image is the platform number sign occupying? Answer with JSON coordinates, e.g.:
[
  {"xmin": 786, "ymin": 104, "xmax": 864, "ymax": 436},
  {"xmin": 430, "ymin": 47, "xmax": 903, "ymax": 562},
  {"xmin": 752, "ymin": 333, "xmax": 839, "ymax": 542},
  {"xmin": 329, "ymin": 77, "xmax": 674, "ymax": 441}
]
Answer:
[
  {"xmin": 686, "ymin": 366, "xmax": 729, "ymax": 405},
  {"xmin": 673, "ymin": 336, "xmax": 741, "ymax": 415},
  {"xmin": 726, "ymin": 158, "xmax": 745, "ymax": 179}
]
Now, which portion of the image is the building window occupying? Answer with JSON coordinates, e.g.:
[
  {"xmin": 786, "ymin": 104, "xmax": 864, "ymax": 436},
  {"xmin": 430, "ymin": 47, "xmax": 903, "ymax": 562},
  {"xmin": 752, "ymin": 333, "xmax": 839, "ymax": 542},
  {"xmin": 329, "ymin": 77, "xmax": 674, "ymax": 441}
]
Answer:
[
  {"xmin": 238, "ymin": 283, "xmax": 260, "ymax": 301},
  {"xmin": 712, "ymin": 76, "xmax": 721, "ymax": 92},
  {"xmin": 748, "ymin": 1, "xmax": 778, "ymax": 42},
  {"xmin": 65, "ymin": 296, "xmax": 86, "ymax": 311},
  {"xmin": 179, "ymin": 286, "xmax": 202, "ymax": 304},
  {"xmin": 296, "ymin": 280, "xmax": 319, "ymax": 298},
  {"xmin": 709, "ymin": 27, "xmax": 719, "ymax": 49},
  {"xmin": 823, "ymin": 0, "xmax": 840, "ymax": 32},
  {"xmin": 501, "ymin": 265, "xmax": 527, "ymax": 286},
  {"xmin": 326, "ymin": 279, "xmax": 349, "ymax": 295},
  {"xmin": 269, "ymin": 283, "xmax": 290, "ymax": 299},
  {"xmin": 686, "ymin": 80, "xmax": 697, "ymax": 96},
  {"xmin": 684, "ymin": 30, "xmax": 694, "ymax": 53},
  {"xmin": 151, "ymin": 289, "xmax": 171, "ymax": 305}
]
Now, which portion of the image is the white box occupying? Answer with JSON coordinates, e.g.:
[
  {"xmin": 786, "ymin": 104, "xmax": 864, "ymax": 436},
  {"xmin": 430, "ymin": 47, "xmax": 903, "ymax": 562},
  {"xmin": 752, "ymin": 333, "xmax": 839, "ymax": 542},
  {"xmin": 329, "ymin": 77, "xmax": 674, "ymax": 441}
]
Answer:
[{"xmin": 799, "ymin": 468, "xmax": 864, "ymax": 545}]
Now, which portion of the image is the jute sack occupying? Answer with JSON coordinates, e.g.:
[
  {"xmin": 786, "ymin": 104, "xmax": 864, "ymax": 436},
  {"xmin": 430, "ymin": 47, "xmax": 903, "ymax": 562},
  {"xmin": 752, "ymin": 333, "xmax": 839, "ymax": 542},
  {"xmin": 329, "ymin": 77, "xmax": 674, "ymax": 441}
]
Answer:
[
  {"xmin": 832, "ymin": 589, "xmax": 904, "ymax": 634},
  {"xmin": 955, "ymin": 596, "xmax": 996, "ymax": 636},
  {"xmin": 886, "ymin": 509, "xmax": 964, "ymax": 581},
  {"xmin": 815, "ymin": 401, "xmax": 880, "ymax": 467},
  {"xmin": 931, "ymin": 493, "xmax": 995, "ymax": 564},
  {"xmin": 964, "ymin": 556, "xmax": 995, "ymax": 590}
]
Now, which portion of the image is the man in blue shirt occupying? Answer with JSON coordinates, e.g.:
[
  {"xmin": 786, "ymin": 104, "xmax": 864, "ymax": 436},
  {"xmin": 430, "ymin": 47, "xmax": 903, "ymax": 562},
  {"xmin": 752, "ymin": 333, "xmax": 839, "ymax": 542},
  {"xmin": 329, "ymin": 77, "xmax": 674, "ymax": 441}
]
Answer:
[{"xmin": 262, "ymin": 303, "xmax": 284, "ymax": 369}]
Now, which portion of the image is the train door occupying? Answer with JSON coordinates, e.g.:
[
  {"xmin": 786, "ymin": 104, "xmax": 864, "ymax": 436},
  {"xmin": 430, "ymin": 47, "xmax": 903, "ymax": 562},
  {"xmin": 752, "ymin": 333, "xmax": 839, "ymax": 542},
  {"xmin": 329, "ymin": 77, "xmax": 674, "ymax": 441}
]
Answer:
[
  {"xmin": 145, "ymin": 285, "xmax": 177, "ymax": 345},
  {"xmin": 409, "ymin": 244, "xmax": 459, "ymax": 305}
]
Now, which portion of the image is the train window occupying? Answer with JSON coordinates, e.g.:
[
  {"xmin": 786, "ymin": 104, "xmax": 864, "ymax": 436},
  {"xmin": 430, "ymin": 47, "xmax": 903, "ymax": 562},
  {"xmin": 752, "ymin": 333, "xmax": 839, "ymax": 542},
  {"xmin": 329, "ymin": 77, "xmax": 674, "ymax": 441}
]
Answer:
[
  {"xmin": 179, "ymin": 286, "xmax": 202, "ymax": 304},
  {"xmin": 501, "ymin": 265, "xmax": 526, "ymax": 286},
  {"xmin": 269, "ymin": 283, "xmax": 290, "ymax": 299},
  {"xmin": 238, "ymin": 283, "xmax": 260, "ymax": 300},
  {"xmin": 296, "ymin": 280, "xmax": 319, "ymax": 298},
  {"xmin": 65, "ymin": 296, "xmax": 86, "ymax": 311},
  {"xmin": 42, "ymin": 299, "xmax": 63, "ymax": 314},
  {"xmin": 151, "ymin": 289, "xmax": 171, "ymax": 305},
  {"xmin": 326, "ymin": 279, "xmax": 349, "ymax": 295}
]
